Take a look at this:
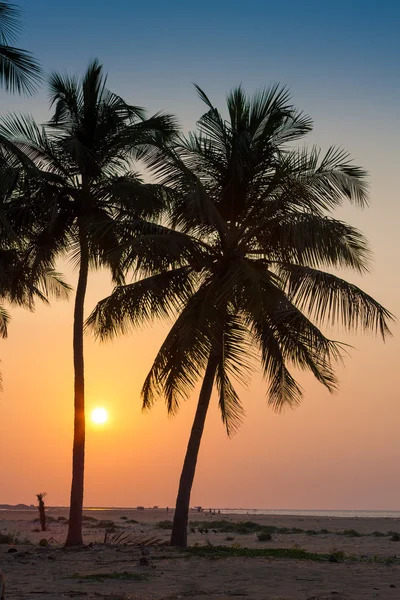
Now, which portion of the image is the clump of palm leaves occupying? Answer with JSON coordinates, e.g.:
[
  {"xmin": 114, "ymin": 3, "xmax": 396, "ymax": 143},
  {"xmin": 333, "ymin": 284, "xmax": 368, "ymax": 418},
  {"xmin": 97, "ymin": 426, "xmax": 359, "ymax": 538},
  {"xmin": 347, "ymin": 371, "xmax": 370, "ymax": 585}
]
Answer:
[{"xmin": 103, "ymin": 530, "xmax": 161, "ymax": 546}]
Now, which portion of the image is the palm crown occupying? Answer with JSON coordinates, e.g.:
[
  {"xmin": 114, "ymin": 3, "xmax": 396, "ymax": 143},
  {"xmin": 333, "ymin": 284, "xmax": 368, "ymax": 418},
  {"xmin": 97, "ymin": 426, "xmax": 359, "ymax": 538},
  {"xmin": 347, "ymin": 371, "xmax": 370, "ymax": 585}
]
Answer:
[{"xmin": 89, "ymin": 84, "xmax": 393, "ymax": 434}]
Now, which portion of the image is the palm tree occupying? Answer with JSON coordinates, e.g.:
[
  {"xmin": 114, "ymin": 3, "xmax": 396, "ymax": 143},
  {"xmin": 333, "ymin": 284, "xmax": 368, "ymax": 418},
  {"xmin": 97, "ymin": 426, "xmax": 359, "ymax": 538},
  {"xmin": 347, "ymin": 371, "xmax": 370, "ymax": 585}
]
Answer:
[
  {"xmin": 0, "ymin": 59, "xmax": 177, "ymax": 545},
  {"xmin": 88, "ymin": 85, "xmax": 393, "ymax": 547},
  {"xmin": 0, "ymin": 1, "xmax": 41, "ymax": 95}
]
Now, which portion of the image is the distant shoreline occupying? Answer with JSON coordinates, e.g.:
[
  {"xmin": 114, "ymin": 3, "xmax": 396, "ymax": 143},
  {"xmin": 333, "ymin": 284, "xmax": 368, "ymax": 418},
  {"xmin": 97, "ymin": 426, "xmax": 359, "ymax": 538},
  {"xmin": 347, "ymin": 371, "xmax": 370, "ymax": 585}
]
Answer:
[{"xmin": 1, "ymin": 504, "xmax": 399, "ymax": 518}]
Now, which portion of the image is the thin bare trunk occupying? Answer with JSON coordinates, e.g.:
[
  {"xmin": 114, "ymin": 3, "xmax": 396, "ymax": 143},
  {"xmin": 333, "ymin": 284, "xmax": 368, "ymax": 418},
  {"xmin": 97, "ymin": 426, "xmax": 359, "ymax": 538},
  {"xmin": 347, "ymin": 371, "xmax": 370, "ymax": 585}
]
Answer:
[
  {"xmin": 65, "ymin": 230, "xmax": 89, "ymax": 546},
  {"xmin": 170, "ymin": 355, "xmax": 218, "ymax": 547}
]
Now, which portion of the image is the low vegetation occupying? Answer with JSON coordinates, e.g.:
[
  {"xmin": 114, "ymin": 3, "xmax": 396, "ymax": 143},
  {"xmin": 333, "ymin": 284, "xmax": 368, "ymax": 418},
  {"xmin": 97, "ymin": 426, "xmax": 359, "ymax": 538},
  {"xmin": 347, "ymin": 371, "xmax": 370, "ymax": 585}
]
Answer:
[
  {"xmin": 186, "ymin": 545, "xmax": 400, "ymax": 564},
  {"xmin": 186, "ymin": 545, "xmax": 331, "ymax": 561},
  {"xmin": 186, "ymin": 520, "xmax": 395, "ymax": 539},
  {"xmin": 0, "ymin": 531, "xmax": 30, "ymax": 544},
  {"xmin": 343, "ymin": 529, "xmax": 362, "ymax": 537},
  {"xmin": 157, "ymin": 520, "xmax": 174, "ymax": 529}
]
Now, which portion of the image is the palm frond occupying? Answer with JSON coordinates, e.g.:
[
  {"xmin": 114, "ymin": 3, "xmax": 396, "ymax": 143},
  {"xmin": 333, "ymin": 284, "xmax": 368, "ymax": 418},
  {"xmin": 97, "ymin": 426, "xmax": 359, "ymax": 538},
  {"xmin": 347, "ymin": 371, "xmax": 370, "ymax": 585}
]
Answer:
[
  {"xmin": 0, "ymin": 44, "xmax": 41, "ymax": 95},
  {"xmin": 86, "ymin": 266, "xmax": 198, "ymax": 339},
  {"xmin": 0, "ymin": 304, "xmax": 10, "ymax": 338},
  {"xmin": 141, "ymin": 282, "xmax": 226, "ymax": 414},
  {"xmin": 36, "ymin": 269, "xmax": 71, "ymax": 301},
  {"xmin": 250, "ymin": 214, "xmax": 372, "ymax": 273},
  {"xmin": 0, "ymin": 1, "xmax": 20, "ymax": 45},
  {"xmin": 278, "ymin": 264, "xmax": 394, "ymax": 339},
  {"xmin": 215, "ymin": 315, "xmax": 253, "ymax": 436}
]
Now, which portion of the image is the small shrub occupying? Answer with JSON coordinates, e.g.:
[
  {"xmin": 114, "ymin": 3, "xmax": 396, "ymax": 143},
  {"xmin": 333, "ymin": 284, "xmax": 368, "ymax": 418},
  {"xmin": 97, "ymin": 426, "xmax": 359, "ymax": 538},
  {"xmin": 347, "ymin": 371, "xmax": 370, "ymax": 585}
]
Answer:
[
  {"xmin": 372, "ymin": 531, "xmax": 385, "ymax": 537},
  {"xmin": 390, "ymin": 533, "xmax": 400, "ymax": 542},
  {"xmin": 120, "ymin": 516, "xmax": 128, "ymax": 520},
  {"xmin": 94, "ymin": 520, "xmax": 116, "ymax": 529},
  {"xmin": 257, "ymin": 531, "xmax": 272, "ymax": 541},
  {"xmin": 127, "ymin": 519, "xmax": 139, "ymax": 524},
  {"xmin": 0, "ymin": 532, "xmax": 18, "ymax": 544},
  {"xmin": 57, "ymin": 516, "xmax": 68, "ymax": 522},
  {"xmin": 225, "ymin": 536, "xmax": 235, "ymax": 541},
  {"xmin": 306, "ymin": 529, "xmax": 317, "ymax": 535},
  {"xmin": 320, "ymin": 528, "xmax": 329, "ymax": 534},
  {"xmin": 329, "ymin": 550, "xmax": 346, "ymax": 562},
  {"xmin": 343, "ymin": 529, "xmax": 361, "ymax": 537},
  {"xmin": 82, "ymin": 516, "xmax": 98, "ymax": 523},
  {"xmin": 291, "ymin": 543, "xmax": 303, "ymax": 551}
]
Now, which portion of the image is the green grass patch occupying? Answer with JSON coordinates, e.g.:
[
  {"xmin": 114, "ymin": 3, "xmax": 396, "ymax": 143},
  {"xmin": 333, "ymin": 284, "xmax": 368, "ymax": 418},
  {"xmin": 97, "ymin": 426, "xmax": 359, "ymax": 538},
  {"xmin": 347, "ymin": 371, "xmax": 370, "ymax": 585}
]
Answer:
[
  {"xmin": 157, "ymin": 520, "xmax": 174, "ymax": 529},
  {"xmin": 186, "ymin": 545, "xmax": 330, "ymax": 561},
  {"xmin": 73, "ymin": 571, "xmax": 148, "ymax": 581}
]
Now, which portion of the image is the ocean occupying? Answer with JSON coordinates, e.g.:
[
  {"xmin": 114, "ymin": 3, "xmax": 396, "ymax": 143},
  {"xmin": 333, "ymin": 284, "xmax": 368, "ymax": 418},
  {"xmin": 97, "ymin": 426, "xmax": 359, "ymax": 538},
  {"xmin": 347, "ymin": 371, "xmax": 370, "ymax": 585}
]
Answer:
[{"xmin": 218, "ymin": 509, "xmax": 400, "ymax": 518}]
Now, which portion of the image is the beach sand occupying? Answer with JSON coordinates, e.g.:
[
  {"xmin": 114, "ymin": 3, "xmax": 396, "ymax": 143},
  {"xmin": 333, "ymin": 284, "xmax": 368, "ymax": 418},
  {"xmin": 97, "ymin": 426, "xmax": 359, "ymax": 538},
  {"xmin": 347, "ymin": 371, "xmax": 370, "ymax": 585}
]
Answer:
[{"xmin": 1, "ymin": 508, "xmax": 400, "ymax": 599}]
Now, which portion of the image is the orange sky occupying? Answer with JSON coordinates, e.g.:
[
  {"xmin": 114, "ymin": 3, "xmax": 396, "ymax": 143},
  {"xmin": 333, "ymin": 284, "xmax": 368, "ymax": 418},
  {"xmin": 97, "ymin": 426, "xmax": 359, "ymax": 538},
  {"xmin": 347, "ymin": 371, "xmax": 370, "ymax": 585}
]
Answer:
[
  {"xmin": 1, "ymin": 113, "xmax": 399, "ymax": 509},
  {"xmin": 1, "ymin": 3, "xmax": 399, "ymax": 510},
  {"xmin": 1, "ymin": 179, "xmax": 398, "ymax": 510}
]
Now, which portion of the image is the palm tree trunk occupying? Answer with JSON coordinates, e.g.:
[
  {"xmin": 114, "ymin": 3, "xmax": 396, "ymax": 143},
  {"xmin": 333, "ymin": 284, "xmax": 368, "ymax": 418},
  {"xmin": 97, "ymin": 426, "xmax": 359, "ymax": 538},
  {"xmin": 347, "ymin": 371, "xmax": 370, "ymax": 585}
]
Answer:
[
  {"xmin": 170, "ymin": 355, "xmax": 218, "ymax": 548},
  {"xmin": 65, "ymin": 231, "xmax": 89, "ymax": 546}
]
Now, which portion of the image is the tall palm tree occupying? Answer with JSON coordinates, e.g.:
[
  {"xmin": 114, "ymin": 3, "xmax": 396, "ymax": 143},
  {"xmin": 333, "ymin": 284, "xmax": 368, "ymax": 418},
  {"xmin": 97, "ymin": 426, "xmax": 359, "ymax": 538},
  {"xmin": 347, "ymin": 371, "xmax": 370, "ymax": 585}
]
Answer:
[
  {"xmin": 88, "ymin": 85, "xmax": 393, "ymax": 547},
  {"xmin": 0, "ymin": 59, "xmax": 176, "ymax": 545},
  {"xmin": 0, "ymin": 1, "xmax": 41, "ymax": 95}
]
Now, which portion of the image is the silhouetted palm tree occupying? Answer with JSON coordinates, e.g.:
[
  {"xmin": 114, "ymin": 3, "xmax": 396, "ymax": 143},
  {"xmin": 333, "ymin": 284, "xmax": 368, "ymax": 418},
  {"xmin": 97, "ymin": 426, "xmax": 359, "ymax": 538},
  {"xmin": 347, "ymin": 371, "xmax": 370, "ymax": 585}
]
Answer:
[
  {"xmin": 88, "ymin": 85, "xmax": 393, "ymax": 547},
  {"xmin": 0, "ymin": 1, "xmax": 41, "ymax": 94},
  {"xmin": 0, "ymin": 59, "xmax": 176, "ymax": 545}
]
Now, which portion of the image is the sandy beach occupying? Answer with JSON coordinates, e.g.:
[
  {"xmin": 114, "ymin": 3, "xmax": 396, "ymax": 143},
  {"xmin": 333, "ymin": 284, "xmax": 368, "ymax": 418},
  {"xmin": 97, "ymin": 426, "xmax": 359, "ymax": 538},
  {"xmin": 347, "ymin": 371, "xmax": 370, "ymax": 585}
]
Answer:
[{"xmin": 1, "ymin": 508, "xmax": 400, "ymax": 599}]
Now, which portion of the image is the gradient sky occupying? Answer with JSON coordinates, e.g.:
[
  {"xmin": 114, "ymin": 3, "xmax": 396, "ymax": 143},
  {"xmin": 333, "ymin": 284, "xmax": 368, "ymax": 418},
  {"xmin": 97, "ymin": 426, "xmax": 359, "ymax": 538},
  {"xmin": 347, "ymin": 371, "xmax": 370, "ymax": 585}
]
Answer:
[{"xmin": 1, "ymin": 0, "xmax": 399, "ymax": 510}]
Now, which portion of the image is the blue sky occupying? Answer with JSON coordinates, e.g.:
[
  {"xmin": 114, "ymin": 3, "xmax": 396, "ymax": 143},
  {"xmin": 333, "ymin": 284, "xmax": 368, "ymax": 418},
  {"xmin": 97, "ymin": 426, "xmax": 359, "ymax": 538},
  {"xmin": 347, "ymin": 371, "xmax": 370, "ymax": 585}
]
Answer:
[{"xmin": 8, "ymin": 0, "xmax": 400, "ymax": 124}]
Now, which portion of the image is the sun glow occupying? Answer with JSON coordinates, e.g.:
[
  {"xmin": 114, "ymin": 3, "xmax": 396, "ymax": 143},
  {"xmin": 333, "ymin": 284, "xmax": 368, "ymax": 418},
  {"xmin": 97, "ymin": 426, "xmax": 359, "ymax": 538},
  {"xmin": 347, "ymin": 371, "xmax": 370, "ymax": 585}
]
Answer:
[{"xmin": 91, "ymin": 407, "xmax": 108, "ymax": 425}]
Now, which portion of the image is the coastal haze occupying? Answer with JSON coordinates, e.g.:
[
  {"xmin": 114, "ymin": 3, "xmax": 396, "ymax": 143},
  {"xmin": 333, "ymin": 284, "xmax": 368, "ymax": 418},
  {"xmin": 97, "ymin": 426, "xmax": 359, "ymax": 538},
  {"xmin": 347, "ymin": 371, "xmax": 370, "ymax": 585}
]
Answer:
[{"xmin": 1, "ymin": 0, "xmax": 399, "ymax": 512}]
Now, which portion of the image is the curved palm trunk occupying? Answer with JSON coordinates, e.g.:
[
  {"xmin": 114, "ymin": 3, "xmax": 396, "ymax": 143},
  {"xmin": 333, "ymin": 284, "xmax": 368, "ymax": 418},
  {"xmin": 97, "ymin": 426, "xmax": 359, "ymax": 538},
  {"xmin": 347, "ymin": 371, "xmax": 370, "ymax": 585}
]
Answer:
[
  {"xmin": 66, "ymin": 232, "xmax": 89, "ymax": 546},
  {"xmin": 170, "ymin": 356, "xmax": 218, "ymax": 548}
]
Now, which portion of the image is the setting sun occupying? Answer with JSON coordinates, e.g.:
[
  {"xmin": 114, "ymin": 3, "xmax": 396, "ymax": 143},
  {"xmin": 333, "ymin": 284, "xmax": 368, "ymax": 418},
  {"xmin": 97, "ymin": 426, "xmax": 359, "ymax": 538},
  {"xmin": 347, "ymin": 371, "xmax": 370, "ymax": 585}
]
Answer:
[{"xmin": 91, "ymin": 407, "xmax": 108, "ymax": 425}]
